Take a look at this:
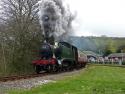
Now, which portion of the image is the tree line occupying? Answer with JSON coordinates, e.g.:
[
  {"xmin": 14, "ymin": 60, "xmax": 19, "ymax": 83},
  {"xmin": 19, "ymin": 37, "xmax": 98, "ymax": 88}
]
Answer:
[{"xmin": 0, "ymin": 0, "xmax": 43, "ymax": 76}]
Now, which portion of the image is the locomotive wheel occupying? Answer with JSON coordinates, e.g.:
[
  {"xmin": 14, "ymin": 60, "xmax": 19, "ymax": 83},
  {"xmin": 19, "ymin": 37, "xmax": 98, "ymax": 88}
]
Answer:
[
  {"xmin": 80, "ymin": 63, "xmax": 86, "ymax": 68},
  {"xmin": 35, "ymin": 66, "xmax": 41, "ymax": 74},
  {"xmin": 46, "ymin": 65, "xmax": 52, "ymax": 73},
  {"xmin": 46, "ymin": 65, "xmax": 58, "ymax": 73},
  {"xmin": 52, "ymin": 65, "xmax": 59, "ymax": 72},
  {"xmin": 82, "ymin": 63, "xmax": 86, "ymax": 68},
  {"xmin": 62, "ymin": 61, "xmax": 70, "ymax": 71}
]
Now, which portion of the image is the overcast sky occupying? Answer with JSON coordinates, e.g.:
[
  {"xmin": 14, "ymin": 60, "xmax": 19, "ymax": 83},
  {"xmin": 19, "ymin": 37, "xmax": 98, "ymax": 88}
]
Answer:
[{"xmin": 65, "ymin": 0, "xmax": 125, "ymax": 37}]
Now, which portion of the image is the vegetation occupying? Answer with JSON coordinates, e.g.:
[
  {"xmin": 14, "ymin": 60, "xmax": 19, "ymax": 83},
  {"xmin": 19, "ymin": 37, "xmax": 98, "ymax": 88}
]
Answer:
[
  {"xmin": 71, "ymin": 36, "xmax": 125, "ymax": 55},
  {"xmin": 9, "ymin": 65, "xmax": 125, "ymax": 94},
  {"xmin": 0, "ymin": 0, "xmax": 42, "ymax": 76},
  {"xmin": 0, "ymin": 0, "xmax": 74, "ymax": 76}
]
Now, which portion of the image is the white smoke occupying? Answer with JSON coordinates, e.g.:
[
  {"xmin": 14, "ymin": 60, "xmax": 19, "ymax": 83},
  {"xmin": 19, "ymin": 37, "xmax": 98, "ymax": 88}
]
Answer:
[{"xmin": 37, "ymin": 0, "xmax": 75, "ymax": 41}]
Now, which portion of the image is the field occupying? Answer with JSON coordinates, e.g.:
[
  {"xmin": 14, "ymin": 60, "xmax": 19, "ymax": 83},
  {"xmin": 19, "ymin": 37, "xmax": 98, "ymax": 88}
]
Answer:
[{"xmin": 9, "ymin": 65, "xmax": 125, "ymax": 94}]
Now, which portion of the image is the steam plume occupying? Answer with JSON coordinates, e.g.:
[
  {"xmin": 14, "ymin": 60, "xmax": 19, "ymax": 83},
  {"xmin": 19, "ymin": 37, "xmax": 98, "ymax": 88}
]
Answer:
[{"xmin": 37, "ymin": 0, "xmax": 75, "ymax": 42}]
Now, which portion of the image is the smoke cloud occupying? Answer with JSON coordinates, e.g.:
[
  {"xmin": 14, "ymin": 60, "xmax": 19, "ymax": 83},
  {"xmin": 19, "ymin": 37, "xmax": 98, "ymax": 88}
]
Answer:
[{"xmin": 37, "ymin": 0, "xmax": 75, "ymax": 42}]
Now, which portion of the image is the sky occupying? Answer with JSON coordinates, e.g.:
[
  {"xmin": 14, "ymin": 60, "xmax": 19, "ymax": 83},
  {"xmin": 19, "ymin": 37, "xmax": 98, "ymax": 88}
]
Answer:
[{"xmin": 65, "ymin": 0, "xmax": 125, "ymax": 37}]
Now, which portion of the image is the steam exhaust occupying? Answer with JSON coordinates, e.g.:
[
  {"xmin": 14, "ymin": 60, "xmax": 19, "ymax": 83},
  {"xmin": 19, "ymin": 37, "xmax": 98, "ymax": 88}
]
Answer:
[{"xmin": 37, "ymin": 0, "xmax": 75, "ymax": 44}]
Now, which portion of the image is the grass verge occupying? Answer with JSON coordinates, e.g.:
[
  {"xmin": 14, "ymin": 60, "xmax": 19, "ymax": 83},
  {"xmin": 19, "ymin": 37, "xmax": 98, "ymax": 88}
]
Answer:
[{"xmin": 8, "ymin": 65, "xmax": 125, "ymax": 94}]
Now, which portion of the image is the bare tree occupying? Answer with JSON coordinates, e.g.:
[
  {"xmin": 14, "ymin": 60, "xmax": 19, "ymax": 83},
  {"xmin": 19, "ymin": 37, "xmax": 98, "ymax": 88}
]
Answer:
[{"xmin": 0, "ymin": 0, "xmax": 43, "ymax": 75}]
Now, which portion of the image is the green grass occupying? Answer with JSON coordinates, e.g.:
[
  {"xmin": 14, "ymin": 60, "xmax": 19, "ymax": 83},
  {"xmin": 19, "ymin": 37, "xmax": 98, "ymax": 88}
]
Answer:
[{"xmin": 8, "ymin": 65, "xmax": 125, "ymax": 94}]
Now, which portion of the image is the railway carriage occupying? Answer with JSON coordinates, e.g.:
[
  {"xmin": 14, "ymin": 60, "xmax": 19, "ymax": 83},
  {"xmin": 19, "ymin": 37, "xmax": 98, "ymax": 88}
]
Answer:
[{"xmin": 78, "ymin": 50, "xmax": 87, "ymax": 67}]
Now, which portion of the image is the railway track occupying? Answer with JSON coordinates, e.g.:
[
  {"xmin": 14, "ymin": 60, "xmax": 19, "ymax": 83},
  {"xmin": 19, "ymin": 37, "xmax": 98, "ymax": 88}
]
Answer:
[
  {"xmin": 0, "ymin": 66, "xmax": 85, "ymax": 82},
  {"xmin": 0, "ymin": 64, "xmax": 124, "ymax": 82},
  {"xmin": 0, "ymin": 71, "xmax": 72, "ymax": 82},
  {"xmin": 0, "ymin": 73, "xmax": 49, "ymax": 82}
]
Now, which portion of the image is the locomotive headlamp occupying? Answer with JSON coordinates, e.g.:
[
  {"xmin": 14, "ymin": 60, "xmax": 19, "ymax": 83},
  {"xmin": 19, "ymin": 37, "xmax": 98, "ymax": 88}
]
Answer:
[
  {"xmin": 54, "ymin": 42, "xmax": 58, "ymax": 48},
  {"xmin": 42, "ymin": 15, "xmax": 49, "ymax": 22}
]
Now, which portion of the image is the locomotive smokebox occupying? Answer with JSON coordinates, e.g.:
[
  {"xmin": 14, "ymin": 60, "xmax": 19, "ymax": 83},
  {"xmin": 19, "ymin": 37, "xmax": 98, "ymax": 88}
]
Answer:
[{"xmin": 40, "ymin": 43, "xmax": 53, "ymax": 59}]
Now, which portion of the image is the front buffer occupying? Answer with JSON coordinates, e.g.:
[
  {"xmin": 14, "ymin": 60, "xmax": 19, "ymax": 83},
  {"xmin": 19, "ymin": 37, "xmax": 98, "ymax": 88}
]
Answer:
[{"xmin": 32, "ymin": 58, "xmax": 58, "ymax": 73}]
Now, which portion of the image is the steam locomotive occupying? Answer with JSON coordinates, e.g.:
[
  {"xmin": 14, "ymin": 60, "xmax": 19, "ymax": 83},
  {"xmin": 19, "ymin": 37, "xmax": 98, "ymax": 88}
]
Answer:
[
  {"xmin": 32, "ymin": 14, "xmax": 86, "ymax": 73},
  {"xmin": 32, "ymin": 42, "xmax": 87, "ymax": 73}
]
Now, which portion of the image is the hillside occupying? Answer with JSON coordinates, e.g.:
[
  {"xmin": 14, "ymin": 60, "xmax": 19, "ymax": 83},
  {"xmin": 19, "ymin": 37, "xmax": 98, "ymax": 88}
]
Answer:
[{"xmin": 70, "ymin": 36, "xmax": 125, "ymax": 55}]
